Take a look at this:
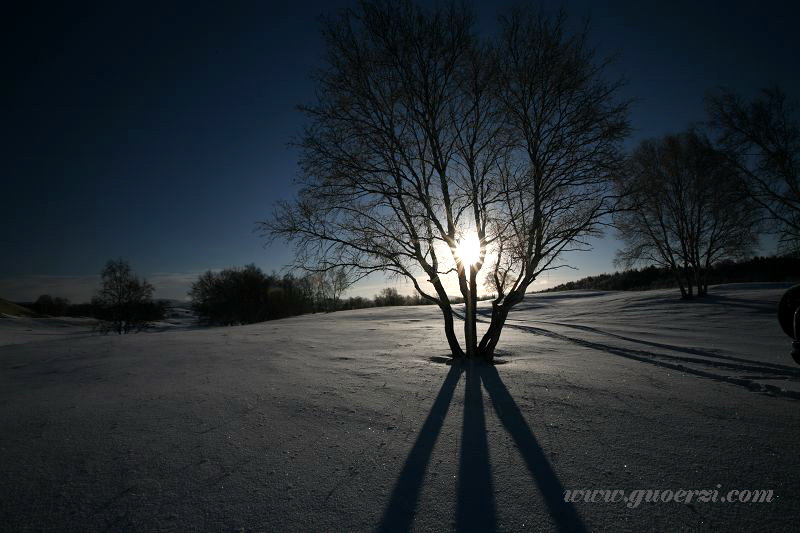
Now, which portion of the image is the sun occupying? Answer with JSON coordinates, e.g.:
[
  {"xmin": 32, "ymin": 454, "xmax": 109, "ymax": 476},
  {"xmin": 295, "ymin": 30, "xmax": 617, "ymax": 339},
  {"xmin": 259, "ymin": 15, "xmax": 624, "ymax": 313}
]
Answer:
[{"xmin": 456, "ymin": 232, "xmax": 481, "ymax": 267}]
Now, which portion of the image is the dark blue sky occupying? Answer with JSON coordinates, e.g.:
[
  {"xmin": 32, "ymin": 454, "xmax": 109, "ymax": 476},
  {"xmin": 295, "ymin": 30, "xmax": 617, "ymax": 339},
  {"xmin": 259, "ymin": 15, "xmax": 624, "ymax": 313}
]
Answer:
[{"xmin": 2, "ymin": 1, "xmax": 798, "ymax": 300}]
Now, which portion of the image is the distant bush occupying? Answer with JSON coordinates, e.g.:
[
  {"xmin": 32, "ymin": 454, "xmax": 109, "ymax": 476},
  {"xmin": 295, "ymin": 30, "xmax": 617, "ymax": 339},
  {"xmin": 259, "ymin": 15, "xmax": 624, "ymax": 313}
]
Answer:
[
  {"xmin": 543, "ymin": 255, "xmax": 800, "ymax": 293},
  {"xmin": 369, "ymin": 288, "xmax": 492, "ymax": 307},
  {"xmin": 189, "ymin": 265, "xmax": 316, "ymax": 325},
  {"xmin": 373, "ymin": 287, "xmax": 407, "ymax": 307},
  {"xmin": 18, "ymin": 299, "xmax": 101, "ymax": 318},
  {"xmin": 93, "ymin": 299, "xmax": 166, "ymax": 329},
  {"xmin": 340, "ymin": 296, "xmax": 374, "ymax": 310},
  {"xmin": 18, "ymin": 297, "xmax": 169, "ymax": 324},
  {"xmin": 31, "ymin": 294, "xmax": 71, "ymax": 316},
  {"xmin": 63, "ymin": 302, "xmax": 103, "ymax": 318}
]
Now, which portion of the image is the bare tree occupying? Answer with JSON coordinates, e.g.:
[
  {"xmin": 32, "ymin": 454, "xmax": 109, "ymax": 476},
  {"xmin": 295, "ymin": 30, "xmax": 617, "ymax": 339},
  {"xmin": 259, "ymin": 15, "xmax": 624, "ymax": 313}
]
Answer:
[
  {"xmin": 706, "ymin": 87, "xmax": 800, "ymax": 254},
  {"xmin": 94, "ymin": 259, "xmax": 157, "ymax": 333},
  {"xmin": 327, "ymin": 267, "xmax": 354, "ymax": 310},
  {"xmin": 262, "ymin": 1, "xmax": 628, "ymax": 361},
  {"xmin": 307, "ymin": 266, "xmax": 354, "ymax": 312},
  {"xmin": 478, "ymin": 7, "xmax": 629, "ymax": 356},
  {"xmin": 613, "ymin": 131, "xmax": 759, "ymax": 298}
]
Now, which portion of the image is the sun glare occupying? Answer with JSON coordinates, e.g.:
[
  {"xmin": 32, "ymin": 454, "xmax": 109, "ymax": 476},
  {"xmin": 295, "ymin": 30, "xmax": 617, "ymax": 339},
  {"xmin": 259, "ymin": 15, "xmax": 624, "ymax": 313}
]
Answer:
[{"xmin": 456, "ymin": 232, "xmax": 481, "ymax": 267}]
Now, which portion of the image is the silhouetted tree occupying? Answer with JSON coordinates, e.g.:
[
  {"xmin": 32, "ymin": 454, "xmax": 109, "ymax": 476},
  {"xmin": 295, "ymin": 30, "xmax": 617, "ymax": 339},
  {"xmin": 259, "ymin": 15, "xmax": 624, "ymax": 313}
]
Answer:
[
  {"xmin": 478, "ymin": 6, "xmax": 629, "ymax": 357},
  {"xmin": 342, "ymin": 295, "xmax": 373, "ymax": 310},
  {"xmin": 614, "ymin": 131, "xmax": 759, "ymax": 298},
  {"xmin": 34, "ymin": 294, "xmax": 54, "ymax": 315},
  {"xmin": 190, "ymin": 265, "xmax": 270, "ymax": 324},
  {"xmin": 274, "ymin": 273, "xmax": 317, "ymax": 316},
  {"xmin": 374, "ymin": 287, "xmax": 406, "ymax": 307},
  {"xmin": 262, "ymin": 1, "xmax": 629, "ymax": 361},
  {"xmin": 189, "ymin": 266, "xmax": 317, "ymax": 324},
  {"xmin": 93, "ymin": 259, "xmax": 159, "ymax": 333},
  {"xmin": 707, "ymin": 87, "xmax": 800, "ymax": 254}
]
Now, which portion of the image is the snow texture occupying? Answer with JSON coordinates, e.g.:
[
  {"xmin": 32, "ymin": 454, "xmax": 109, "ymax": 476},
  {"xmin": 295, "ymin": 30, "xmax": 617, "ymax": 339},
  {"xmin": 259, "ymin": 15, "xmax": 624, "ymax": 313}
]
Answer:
[{"xmin": 1, "ymin": 283, "xmax": 798, "ymax": 531}]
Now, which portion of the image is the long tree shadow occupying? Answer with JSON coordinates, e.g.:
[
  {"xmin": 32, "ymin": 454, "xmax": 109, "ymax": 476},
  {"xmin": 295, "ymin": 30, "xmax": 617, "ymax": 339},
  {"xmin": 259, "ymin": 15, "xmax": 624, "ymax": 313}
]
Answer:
[
  {"xmin": 456, "ymin": 363, "xmax": 497, "ymax": 532},
  {"xmin": 465, "ymin": 305, "xmax": 800, "ymax": 398},
  {"xmin": 703, "ymin": 294, "xmax": 778, "ymax": 313},
  {"xmin": 379, "ymin": 362, "xmax": 587, "ymax": 532},
  {"xmin": 479, "ymin": 364, "xmax": 588, "ymax": 533},
  {"xmin": 534, "ymin": 320, "xmax": 800, "ymax": 375},
  {"xmin": 495, "ymin": 321, "xmax": 800, "ymax": 399},
  {"xmin": 475, "ymin": 307, "xmax": 797, "ymax": 374},
  {"xmin": 378, "ymin": 364, "xmax": 462, "ymax": 532}
]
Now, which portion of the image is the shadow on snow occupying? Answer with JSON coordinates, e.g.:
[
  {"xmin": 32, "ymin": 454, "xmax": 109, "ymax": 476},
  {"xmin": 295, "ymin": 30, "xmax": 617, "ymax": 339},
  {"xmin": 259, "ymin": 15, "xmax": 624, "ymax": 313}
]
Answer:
[{"xmin": 378, "ymin": 363, "xmax": 587, "ymax": 532}]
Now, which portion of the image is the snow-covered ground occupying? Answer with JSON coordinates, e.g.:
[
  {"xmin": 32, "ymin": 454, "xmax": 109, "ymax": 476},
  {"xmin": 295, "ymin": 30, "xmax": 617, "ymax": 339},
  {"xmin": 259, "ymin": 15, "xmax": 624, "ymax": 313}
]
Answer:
[
  {"xmin": 1, "ymin": 283, "xmax": 798, "ymax": 531},
  {"xmin": 0, "ymin": 314, "xmax": 98, "ymax": 346},
  {"xmin": 476, "ymin": 282, "xmax": 800, "ymax": 398},
  {"xmin": 0, "ymin": 306, "xmax": 199, "ymax": 347}
]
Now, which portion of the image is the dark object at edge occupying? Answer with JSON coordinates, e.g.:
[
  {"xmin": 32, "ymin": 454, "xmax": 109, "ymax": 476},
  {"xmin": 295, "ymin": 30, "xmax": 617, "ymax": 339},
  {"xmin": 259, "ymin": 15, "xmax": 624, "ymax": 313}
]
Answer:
[{"xmin": 778, "ymin": 285, "xmax": 800, "ymax": 365}]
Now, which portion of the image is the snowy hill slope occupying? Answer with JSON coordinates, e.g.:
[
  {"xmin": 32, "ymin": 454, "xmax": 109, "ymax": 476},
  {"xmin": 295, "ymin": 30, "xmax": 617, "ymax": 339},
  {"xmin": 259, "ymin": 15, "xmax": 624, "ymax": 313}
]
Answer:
[
  {"xmin": 0, "ymin": 298, "xmax": 35, "ymax": 317},
  {"xmin": 0, "ymin": 283, "xmax": 798, "ymax": 531},
  {"xmin": 0, "ymin": 314, "xmax": 98, "ymax": 346},
  {"xmin": 477, "ymin": 282, "xmax": 800, "ymax": 398}
]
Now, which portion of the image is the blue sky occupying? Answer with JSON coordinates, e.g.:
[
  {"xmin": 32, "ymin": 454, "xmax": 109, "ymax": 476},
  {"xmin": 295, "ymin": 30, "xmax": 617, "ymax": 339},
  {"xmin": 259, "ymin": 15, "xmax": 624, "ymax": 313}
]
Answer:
[{"xmin": 2, "ymin": 0, "xmax": 798, "ymax": 301}]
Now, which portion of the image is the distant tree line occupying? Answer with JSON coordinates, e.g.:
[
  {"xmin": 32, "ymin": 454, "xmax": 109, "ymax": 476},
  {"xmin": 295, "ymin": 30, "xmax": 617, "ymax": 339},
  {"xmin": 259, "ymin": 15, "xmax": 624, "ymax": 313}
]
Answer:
[
  {"xmin": 28, "ymin": 294, "xmax": 72, "ymax": 316},
  {"xmin": 20, "ymin": 262, "xmax": 489, "ymax": 329},
  {"xmin": 542, "ymin": 255, "xmax": 800, "ymax": 293},
  {"xmin": 21, "ymin": 259, "xmax": 166, "ymax": 333},
  {"xmin": 189, "ymin": 265, "xmax": 316, "ymax": 325},
  {"xmin": 188, "ymin": 265, "xmax": 492, "ymax": 326},
  {"xmin": 24, "ymin": 295, "xmax": 104, "ymax": 318}
]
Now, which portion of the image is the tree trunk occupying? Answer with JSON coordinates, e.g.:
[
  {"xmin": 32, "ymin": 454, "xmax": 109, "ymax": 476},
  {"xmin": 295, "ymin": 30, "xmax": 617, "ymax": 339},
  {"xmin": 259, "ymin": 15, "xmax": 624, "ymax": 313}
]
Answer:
[
  {"xmin": 683, "ymin": 268, "xmax": 694, "ymax": 299},
  {"xmin": 477, "ymin": 303, "xmax": 509, "ymax": 362},
  {"xmin": 677, "ymin": 281, "xmax": 687, "ymax": 298},
  {"xmin": 693, "ymin": 267, "xmax": 705, "ymax": 297},
  {"xmin": 675, "ymin": 273, "xmax": 687, "ymax": 299},
  {"xmin": 440, "ymin": 303, "xmax": 465, "ymax": 358},
  {"xmin": 697, "ymin": 270, "xmax": 708, "ymax": 296},
  {"xmin": 456, "ymin": 262, "xmax": 477, "ymax": 358},
  {"xmin": 464, "ymin": 296, "xmax": 475, "ymax": 358},
  {"xmin": 463, "ymin": 266, "xmax": 479, "ymax": 358},
  {"xmin": 670, "ymin": 264, "xmax": 688, "ymax": 299}
]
